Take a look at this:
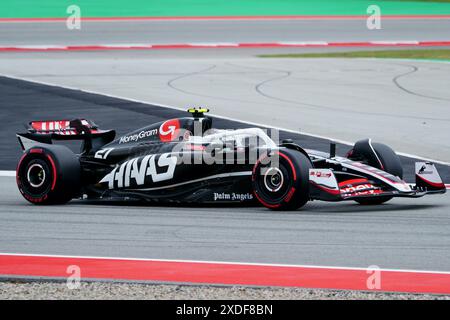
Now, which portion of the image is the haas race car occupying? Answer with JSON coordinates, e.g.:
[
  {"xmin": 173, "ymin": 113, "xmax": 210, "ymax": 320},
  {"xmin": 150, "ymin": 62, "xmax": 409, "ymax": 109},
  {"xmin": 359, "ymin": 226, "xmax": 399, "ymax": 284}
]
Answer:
[{"xmin": 16, "ymin": 108, "xmax": 446, "ymax": 210}]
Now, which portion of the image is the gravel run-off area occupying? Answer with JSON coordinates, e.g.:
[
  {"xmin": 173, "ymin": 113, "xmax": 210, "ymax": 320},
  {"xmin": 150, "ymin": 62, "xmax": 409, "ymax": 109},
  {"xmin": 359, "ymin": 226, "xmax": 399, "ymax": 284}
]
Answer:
[{"xmin": 1, "ymin": 280, "xmax": 449, "ymax": 300}]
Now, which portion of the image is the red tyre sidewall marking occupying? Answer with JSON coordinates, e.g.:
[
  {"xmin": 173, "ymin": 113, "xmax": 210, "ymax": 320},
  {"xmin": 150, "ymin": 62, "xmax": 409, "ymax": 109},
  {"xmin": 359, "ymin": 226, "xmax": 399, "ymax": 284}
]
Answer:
[
  {"xmin": 276, "ymin": 152, "xmax": 299, "ymax": 203},
  {"xmin": 284, "ymin": 187, "xmax": 296, "ymax": 203},
  {"xmin": 252, "ymin": 151, "xmax": 299, "ymax": 208},
  {"xmin": 277, "ymin": 151, "xmax": 297, "ymax": 181},
  {"xmin": 45, "ymin": 154, "xmax": 57, "ymax": 191},
  {"xmin": 16, "ymin": 149, "xmax": 57, "ymax": 201},
  {"xmin": 252, "ymin": 152, "xmax": 280, "ymax": 208},
  {"xmin": 253, "ymin": 191, "xmax": 281, "ymax": 209}
]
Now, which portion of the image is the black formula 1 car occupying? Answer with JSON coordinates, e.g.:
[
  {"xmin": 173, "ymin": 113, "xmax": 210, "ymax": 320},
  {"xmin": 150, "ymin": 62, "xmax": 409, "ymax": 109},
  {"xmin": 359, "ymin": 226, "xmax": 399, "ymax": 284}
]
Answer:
[{"xmin": 16, "ymin": 108, "xmax": 446, "ymax": 210}]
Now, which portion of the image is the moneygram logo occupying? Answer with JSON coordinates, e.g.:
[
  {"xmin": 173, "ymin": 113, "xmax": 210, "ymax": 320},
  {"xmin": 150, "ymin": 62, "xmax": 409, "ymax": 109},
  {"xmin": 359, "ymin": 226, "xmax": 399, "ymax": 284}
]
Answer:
[{"xmin": 119, "ymin": 129, "xmax": 158, "ymax": 144}]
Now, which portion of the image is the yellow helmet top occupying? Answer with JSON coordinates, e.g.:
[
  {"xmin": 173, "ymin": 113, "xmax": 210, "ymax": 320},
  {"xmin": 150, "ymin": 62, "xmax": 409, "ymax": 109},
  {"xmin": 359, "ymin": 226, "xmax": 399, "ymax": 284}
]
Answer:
[{"xmin": 187, "ymin": 107, "xmax": 209, "ymax": 114}]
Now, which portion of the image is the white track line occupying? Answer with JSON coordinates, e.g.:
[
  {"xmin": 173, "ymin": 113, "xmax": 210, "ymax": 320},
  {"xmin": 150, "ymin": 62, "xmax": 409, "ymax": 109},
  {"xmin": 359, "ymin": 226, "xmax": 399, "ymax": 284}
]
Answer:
[
  {"xmin": 0, "ymin": 171, "xmax": 15, "ymax": 177},
  {"xmin": 1, "ymin": 40, "xmax": 450, "ymax": 51},
  {"xmin": 2, "ymin": 73, "xmax": 450, "ymax": 168},
  {"xmin": 2, "ymin": 252, "xmax": 450, "ymax": 275}
]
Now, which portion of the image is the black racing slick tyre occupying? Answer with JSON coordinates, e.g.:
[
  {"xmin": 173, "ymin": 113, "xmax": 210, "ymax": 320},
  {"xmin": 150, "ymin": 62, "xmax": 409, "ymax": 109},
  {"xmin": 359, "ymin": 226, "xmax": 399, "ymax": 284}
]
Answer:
[
  {"xmin": 16, "ymin": 145, "xmax": 81, "ymax": 205},
  {"xmin": 252, "ymin": 149, "xmax": 312, "ymax": 211},
  {"xmin": 348, "ymin": 139, "xmax": 403, "ymax": 205}
]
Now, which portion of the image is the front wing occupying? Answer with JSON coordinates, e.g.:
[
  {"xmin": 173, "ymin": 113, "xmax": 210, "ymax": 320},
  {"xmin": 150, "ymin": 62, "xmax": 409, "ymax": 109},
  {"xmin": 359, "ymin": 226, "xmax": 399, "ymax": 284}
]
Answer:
[{"xmin": 308, "ymin": 162, "xmax": 446, "ymax": 202}]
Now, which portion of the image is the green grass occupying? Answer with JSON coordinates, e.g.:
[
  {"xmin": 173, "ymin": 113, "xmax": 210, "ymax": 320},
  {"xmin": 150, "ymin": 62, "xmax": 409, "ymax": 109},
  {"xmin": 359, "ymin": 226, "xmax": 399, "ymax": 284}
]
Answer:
[
  {"xmin": 387, "ymin": 0, "xmax": 450, "ymax": 2},
  {"xmin": 258, "ymin": 49, "xmax": 450, "ymax": 60},
  {"xmin": 2, "ymin": 0, "xmax": 450, "ymax": 18}
]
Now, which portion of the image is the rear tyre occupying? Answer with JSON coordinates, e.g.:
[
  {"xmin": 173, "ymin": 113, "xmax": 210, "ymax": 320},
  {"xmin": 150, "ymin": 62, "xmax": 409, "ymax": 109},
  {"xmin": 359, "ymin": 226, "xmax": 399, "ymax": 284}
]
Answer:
[
  {"xmin": 16, "ymin": 145, "xmax": 81, "ymax": 205},
  {"xmin": 252, "ymin": 149, "xmax": 312, "ymax": 210},
  {"xmin": 348, "ymin": 139, "xmax": 403, "ymax": 205}
]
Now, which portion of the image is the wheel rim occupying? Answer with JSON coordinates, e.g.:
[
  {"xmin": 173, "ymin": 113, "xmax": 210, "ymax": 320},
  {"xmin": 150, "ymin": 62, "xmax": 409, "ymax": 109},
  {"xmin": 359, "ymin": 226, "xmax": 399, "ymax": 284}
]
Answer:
[
  {"xmin": 27, "ymin": 163, "xmax": 46, "ymax": 188},
  {"xmin": 19, "ymin": 158, "xmax": 52, "ymax": 199},
  {"xmin": 263, "ymin": 167, "xmax": 284, "ymax": 192},
  {"xmin": 255, "ymin": 159, "xmax": 292, "ymax": 204}
]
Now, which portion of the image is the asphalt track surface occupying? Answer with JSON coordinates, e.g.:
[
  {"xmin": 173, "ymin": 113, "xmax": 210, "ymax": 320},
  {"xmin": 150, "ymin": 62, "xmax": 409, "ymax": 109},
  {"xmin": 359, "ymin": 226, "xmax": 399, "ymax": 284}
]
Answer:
[
  {"xmin": 1, "ymin": 19, "xmax": 450, "ymax": 46},
  {"xmin": 0, "ymin": 18, "xmax": 449, "ymax": 275}
]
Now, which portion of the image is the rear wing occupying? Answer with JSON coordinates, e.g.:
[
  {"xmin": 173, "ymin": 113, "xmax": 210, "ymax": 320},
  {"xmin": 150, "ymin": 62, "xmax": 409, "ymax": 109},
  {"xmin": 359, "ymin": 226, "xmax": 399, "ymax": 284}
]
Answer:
[
  {"xmin": 28, "ymin": 119, "xmax": 99, "ymax": 135},
  {"xmin": 17, "ymin": 118, "xmax": 115, "ymax": 153}
]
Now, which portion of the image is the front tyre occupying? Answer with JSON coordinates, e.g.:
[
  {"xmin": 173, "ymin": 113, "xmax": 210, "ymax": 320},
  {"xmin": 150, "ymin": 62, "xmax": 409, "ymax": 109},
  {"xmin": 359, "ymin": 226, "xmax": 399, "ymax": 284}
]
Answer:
[
  {"xmin": 348, "ymin": 139, "xmax": 403, "ymax": 205},
  {"xmin": 252, "ymin": 149, "xmax": 312, "ymax": 211},
  {"xmin": 16, "ymin": 145, "xmax": 81, "ymax": 205}
]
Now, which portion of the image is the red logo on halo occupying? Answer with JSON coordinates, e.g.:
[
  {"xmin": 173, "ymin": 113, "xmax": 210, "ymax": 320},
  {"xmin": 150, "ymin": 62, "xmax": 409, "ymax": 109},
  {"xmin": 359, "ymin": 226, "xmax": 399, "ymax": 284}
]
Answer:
[{"xmin": 159, "ymin": 119, "xmax": 180, "ymax": 142}]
